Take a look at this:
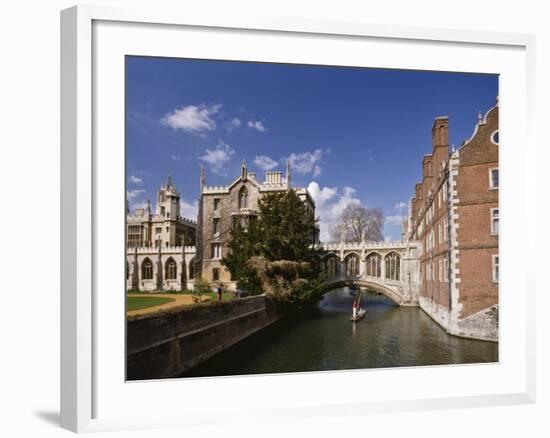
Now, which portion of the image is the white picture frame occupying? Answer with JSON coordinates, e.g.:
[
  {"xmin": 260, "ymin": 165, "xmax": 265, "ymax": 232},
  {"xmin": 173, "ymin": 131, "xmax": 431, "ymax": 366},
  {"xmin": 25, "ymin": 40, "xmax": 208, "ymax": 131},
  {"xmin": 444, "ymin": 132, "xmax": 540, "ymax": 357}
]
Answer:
[{"xmin": 60, "ymin": 5, "xmax": 536, "ymax": 433}]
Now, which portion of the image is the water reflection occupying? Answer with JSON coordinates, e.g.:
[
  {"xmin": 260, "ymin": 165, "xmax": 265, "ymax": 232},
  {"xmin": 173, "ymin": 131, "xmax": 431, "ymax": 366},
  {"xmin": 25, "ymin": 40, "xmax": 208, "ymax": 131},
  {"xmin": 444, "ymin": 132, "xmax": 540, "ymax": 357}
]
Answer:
[{"xmin": 183, "ymin": 288, "xmax": 498, "ymax": 378}]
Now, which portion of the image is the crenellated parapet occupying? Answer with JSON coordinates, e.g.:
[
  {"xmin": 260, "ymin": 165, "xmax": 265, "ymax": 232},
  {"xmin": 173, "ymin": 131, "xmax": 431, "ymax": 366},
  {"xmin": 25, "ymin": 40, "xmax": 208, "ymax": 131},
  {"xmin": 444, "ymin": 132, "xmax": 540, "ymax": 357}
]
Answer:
[
  {"xmin": 127, "ymin": 245, "xmax": 196, "ymax": 255},
  {"xmin": 203, "ymin": 185, "xmax": 230, "ymax": 194},
  {"xmin": 321, "ymin": 241, "xmax": 408, "ymax": 252}
]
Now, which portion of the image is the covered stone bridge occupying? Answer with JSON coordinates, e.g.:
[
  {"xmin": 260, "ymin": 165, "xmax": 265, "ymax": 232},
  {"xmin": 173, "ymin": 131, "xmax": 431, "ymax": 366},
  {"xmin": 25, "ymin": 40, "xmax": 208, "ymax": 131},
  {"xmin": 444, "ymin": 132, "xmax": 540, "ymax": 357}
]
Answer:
[{"xmin": 319, "ymin": 241, "xmax": 421, "ymax": 306}]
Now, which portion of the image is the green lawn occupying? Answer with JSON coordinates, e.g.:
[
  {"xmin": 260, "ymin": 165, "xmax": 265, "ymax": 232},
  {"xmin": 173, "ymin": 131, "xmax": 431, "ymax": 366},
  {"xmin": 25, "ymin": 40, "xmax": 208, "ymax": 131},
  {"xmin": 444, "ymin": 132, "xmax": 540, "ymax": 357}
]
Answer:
[
  {"xmin": 126, "ymin": 296, "xmax": 176, "ymax": 311},
  {"xmin": 208, "ymin": 291, "xmax": 235, "ymax": 302}
]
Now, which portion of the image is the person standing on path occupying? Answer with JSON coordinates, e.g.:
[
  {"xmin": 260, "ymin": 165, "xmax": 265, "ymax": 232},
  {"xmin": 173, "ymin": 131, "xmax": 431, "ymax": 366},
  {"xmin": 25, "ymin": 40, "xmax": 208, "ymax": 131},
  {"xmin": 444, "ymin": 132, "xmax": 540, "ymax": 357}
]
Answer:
[{"xmin": 217, "ymin": 284, "xmax": 223, "ymax": 301}]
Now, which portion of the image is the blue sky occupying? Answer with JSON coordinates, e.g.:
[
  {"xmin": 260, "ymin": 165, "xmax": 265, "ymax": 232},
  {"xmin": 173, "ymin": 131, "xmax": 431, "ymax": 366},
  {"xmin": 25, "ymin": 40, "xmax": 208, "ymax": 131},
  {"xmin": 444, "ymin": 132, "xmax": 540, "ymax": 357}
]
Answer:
[{"xmin": 126, "ymin": 56, "xmax": 498, "ymax": 242}]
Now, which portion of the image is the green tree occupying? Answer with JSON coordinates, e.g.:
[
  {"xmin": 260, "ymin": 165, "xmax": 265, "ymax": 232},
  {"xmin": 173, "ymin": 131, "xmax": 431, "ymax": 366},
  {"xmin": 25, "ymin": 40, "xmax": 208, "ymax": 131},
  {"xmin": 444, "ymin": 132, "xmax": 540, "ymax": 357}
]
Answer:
[
  {"xmin": 222, "ymin": 190, "xmax": 323, "ymax": 307},
  {"xmin": 221, "ymin": 218, "xmax": 263, "ymax": 295},
  {"xmin": 193, "ymin": 275, "xmax": 212, "ymax": 299}
]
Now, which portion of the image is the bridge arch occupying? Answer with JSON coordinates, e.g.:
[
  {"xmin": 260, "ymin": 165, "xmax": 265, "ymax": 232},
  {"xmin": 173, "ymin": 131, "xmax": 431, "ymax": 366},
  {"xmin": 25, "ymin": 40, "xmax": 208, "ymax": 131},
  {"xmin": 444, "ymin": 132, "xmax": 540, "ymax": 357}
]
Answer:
[{"xmin": 322, "ymin": 279, "xmax": 403, "ymax": 305}]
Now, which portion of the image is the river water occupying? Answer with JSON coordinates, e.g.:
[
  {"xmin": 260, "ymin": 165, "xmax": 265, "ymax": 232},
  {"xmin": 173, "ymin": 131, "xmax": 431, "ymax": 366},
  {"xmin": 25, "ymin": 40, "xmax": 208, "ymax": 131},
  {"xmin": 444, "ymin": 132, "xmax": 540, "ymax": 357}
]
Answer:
[{"xmin": 183, "ymin": 287, "xmax": 498, "ymax": 378}]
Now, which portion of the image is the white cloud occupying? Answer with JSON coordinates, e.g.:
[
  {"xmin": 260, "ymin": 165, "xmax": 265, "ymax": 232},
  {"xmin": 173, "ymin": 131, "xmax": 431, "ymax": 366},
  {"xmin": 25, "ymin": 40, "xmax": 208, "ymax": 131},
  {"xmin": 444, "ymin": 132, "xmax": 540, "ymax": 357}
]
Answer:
[
  {"xmin": 171, "ymin": 155, "xmax": 181, "ymax": 161},
  {"xmin": 129, "ymin": 174, "xmax": 142, "ymax": 184},
  {"xmin": 129, "ymin": 200, "xmax": 148, "ymax": 212},
  {"xmin": 180, "ymin": 199, "xmax": 198, "ymax": 220},
  {"xmin": 226, "ymin": 118, "xmax": 242, "ymax": 132},
  {"xmin": 247, "ymin": 120, "xmax": 267, "ymax": 132},
  {"xmin": 386, "ymin": 214, "xmax": 405, "ymax": 226},
  {"xmin": 127, "ymin": 189, "xmax": 145, "ymax": 201},
  {"xmin": 161, "ymin": 103, "xmax": 221, "ymax": 135},
  {"xmin": 199, "ymin": 140, "xmax": 236, "ymax": 175},
  {"xmin": 394, "ymin": 201, "xmax": 407, "ymax": 211},
  {"xmin": 307, "ymin": 181, "xmax": 361, "ymax": 242},
  {"xmin": 253, "ymin": 155, "xmax": 279, "ymax": 171},
  {"xmin": 288, "ymin": 149, "xmax": 324, "ymax": 177}
]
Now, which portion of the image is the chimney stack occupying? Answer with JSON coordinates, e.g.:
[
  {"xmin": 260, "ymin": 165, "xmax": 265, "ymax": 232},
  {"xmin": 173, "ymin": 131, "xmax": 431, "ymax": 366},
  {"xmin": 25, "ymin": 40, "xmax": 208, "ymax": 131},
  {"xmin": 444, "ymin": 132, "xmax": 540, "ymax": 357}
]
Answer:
[{"xmin": 265, "ymin": 171, "xmax": 282, "ymax": 185}]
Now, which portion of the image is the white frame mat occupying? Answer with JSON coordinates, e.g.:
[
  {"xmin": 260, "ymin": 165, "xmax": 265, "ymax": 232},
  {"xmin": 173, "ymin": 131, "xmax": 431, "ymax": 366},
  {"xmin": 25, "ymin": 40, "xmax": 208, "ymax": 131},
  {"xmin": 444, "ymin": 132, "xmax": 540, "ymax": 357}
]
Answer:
[{"xmin": 60, "ymin": 5, "xmax": 536, "ymax": 433}]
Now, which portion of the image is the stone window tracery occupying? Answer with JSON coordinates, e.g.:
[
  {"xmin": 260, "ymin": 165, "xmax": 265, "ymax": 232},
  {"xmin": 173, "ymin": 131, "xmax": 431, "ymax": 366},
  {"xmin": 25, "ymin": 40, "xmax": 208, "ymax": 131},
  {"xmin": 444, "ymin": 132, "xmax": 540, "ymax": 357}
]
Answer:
[
  {"xmin": 385, "ymin": 252, "xmax": 400, "ymax": 281},
  {"xmin": 142, "ymin": 258, "xmax": 153, "ymax": 280},
  {"xmin": 165, "ymin": 257, "xmax": 177, "ymax": 280},
  {"xmin": 366, "ymin": 253, "xmax": 381, "ymax": 277}
]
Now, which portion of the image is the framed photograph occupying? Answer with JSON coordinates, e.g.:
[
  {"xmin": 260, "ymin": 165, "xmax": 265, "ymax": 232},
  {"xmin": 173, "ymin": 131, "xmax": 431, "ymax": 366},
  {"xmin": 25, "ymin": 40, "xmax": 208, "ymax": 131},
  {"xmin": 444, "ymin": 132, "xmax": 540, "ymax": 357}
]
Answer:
[{"xmin": 61, "ymin": 5, "xmax": 536, "ymax": 433}]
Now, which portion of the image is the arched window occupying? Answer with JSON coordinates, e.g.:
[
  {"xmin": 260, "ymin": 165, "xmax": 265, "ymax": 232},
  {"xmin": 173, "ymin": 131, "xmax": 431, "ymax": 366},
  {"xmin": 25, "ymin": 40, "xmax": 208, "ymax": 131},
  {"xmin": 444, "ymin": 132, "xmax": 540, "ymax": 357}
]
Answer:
[
  {"xmin": 366, "ymin": 253, "xmax": 381, "ymax": 277},
  {"xmin": 142, "ymin": 258, "xmax": 153, "ymax": 280},
  {"xmin": 345, "ymin": 253, "xmax": 360, "ymax": 277},
  {"xmin": 239, "ymin": 187, "xmax": 248, "ymax": 209},
  {"xmin": 385, "ymin": 252, "xmax": 400, "ymax": 281},
  {"xmin": 188, "ymin": 258, "xmax": 195, "ymax": 280},
  {"xmin": 165, "ymin": 257, "xmax": 177, "ymax": 280},
  {"xmin": 325, "ymin": 255, "xmax": 340, "ymax": 279}
]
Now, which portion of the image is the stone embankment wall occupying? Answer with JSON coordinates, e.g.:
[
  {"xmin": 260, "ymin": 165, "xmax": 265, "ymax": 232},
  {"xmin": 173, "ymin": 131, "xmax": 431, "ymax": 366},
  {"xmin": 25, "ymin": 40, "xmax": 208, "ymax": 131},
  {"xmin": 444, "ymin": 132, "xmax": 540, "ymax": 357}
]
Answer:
[
  {"xmin": 127, "ymin": 295, "xmax": 280, "ymax": 380},
  {"xmin": 419, "ymin": 296, "xmax": 498, "ymax": 342}
]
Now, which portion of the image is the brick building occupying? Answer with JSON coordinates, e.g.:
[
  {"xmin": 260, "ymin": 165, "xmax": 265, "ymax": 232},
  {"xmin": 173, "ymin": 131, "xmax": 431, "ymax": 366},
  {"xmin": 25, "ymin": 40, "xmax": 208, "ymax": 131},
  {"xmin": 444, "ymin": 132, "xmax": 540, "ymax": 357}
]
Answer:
[{"xmin": 406, "ymin": 100, "xmax": 499, "ymax": 341}]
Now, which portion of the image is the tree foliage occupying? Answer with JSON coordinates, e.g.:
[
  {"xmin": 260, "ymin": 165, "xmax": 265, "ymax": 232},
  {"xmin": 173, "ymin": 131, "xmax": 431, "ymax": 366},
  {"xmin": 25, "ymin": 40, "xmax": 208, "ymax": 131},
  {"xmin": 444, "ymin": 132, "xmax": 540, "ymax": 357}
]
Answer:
[
  {"xmin": 193, "ymin": 274, "xmax": 212, "ymax": 296},
  {"xmin": 330, "ymin": 204, "xmax": 384, "ymax": 242},
  {"xmin": 222, "ymin": 190, "xmax": 323, "ymax": 307}
]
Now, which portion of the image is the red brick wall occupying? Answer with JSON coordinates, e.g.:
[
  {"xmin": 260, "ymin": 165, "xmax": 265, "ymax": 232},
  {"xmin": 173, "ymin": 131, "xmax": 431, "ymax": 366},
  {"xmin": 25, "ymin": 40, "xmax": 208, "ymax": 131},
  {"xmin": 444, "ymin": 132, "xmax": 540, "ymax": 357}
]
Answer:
[{"xmin": 456, "ymin": 105, "xmax": 499, "ymax": 317}]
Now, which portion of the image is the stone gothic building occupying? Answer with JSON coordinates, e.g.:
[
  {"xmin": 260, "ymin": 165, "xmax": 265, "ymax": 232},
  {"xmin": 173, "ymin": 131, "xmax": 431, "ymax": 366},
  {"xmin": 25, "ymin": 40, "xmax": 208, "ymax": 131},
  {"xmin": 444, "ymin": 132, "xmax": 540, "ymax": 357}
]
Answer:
[
  {"xmin": 126, "ymin": 176, "xmax": 197, "ymax": 292},
  {"xmin": 127, "ymin": 175, "xmax": 197, "ymax": 248},
  {"xmin": 126, "ymin": 164, "xmax": 318, "ymax": 292},
  {"xmin": 196, "ymin": 162, "xmax": 318, "ymax": 287}
]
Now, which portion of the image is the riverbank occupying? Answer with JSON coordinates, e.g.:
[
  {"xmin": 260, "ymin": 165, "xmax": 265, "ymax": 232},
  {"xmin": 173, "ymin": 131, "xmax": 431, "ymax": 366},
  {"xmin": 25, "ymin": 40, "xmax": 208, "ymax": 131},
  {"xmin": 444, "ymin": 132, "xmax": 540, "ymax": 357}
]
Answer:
[{"xmin": 126, "ymin": 294, "xmax": 282, "ymax": 380}]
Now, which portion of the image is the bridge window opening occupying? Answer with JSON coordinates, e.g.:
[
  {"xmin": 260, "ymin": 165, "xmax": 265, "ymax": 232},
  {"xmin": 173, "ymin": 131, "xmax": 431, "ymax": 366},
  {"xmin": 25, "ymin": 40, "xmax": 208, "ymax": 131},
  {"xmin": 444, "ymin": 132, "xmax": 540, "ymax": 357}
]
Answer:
[
  {"xmin": 385, "ymin": 252, "xmax": 400, "ymax": 281},
  {"xmin": 165, "ymin": 257, "xmax": 177, "ymax": 280},
  {"xmin": 325, "ymin": 255, "xmax": 340, "ymax": 279},
  {"xmin": 142, "ymin": 258, "xmax": 153, "ymax": 280},
  {"xmin": 345, "ymin": 254, "xmax": 360, "ymax": 277},
  {"xmin": 365, "ymin": 253, "xmax": 381, "ymax": 277}
]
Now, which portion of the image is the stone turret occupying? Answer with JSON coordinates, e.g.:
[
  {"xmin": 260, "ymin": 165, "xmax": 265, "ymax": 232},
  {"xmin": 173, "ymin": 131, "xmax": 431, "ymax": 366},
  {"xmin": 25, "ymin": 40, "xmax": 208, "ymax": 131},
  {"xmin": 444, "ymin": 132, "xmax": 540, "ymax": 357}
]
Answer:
[{"xmin": 156, "ymin": 174, "xmax": 180, "ymax": 220}]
